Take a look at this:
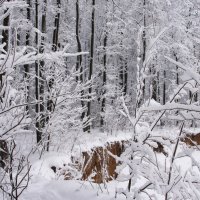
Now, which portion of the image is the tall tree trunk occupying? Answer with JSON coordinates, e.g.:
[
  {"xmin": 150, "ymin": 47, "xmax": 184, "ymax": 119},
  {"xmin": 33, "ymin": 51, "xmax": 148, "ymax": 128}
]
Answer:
[
  {"xmin": 142, "ymin": 0, "xmax": 147, "ymax": 102},
  {"xmin": 124, "ymin": 59, "xmax": 128, "ymax": 95},
  {"xmin": 157, "ymin": 71, "xmax": 160, "ymax": 102},
  {"xmin": 119, "ymin": 56, "xmax": 124, "ymax": 93},
  {"xmin": 39, "ymin": 0, "xmax": 46, "ymax": 122},
  {"xmin": 119, "ymin": 58, "xmax": 127, "ymax": 96},
  {"xmin": 0, "ymin": 0, "xmax": 10, "ymax": 99},
  {"xmin": 135, "ymin": 0, "xmax": 147, "ymax": 110},
  {"xmin": 100, "ymin": 29, "xmax": 107, "ymax": 128},
  {"xmin": 85, "ymin": 0, "xmax": 95, "ymax": 133},
  {"xmin": 35, "ymin": 0, "xmax": 46, "ymax": 143},
  {"xmin": 76, "ymin": 0, "xmax": 82, "ymax": 81},
  {"xmin": 24, "ymin": 0, "xmax": 31, "ymax": 112},
  {"xmin": 150, "ymin": 65, "xmax": 157, "ymax": 101},
  {"xmin": 35, "ymin": 0, "xmax": 41, "ymax": 143},
  {"xmin": 75, "ymin": 0, "xmax": 86, "ymax": 127},
  {"xmin": 2, "ymin": 0, "xmax": 10, "ymax": 52},
  {"xmin": 163, "ymin": 70, "xmax": 166, "ymax": 105},
  {"xmin": 47, "ymin": 0, "xmax": 60, "ymax": 119},
  {"xmin": 46, "ymin": 0, "xmax": 60, "ymax": 150},
  {"xmin": 52, "ymin": 0, "xmax": 61, "ymax": 52}
]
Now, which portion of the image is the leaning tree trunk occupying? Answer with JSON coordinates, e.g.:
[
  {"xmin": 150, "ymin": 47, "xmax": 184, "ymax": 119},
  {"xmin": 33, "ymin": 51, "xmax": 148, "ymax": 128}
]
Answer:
[{"xmin": 85, "ymin": 0, "xmax": 95, "ymax": 133}]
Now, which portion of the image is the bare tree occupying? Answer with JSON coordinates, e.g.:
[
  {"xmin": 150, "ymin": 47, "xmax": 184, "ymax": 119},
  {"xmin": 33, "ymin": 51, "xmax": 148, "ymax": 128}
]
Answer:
[{"xmin": 0, "ymin": 141, "xmax": 31, "ymax": 200}]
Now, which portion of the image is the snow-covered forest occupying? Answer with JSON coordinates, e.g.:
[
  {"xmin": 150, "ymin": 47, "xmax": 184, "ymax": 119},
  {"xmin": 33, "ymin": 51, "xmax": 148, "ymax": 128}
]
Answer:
[{"xmin": 1, "ymin": 0, "xmax": 200, "ymax": 199}]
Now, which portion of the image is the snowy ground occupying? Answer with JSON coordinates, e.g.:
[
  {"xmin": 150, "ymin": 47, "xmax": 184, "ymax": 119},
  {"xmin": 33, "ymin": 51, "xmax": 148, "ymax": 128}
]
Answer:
[
  {"xmin": 2, "ymin": 127, "xmax": 200, "ymax": 200},
  {"xmin": 11, "ymin": 130, "xmax": 132, "ymax": 200},
  {"xmin": 21, "ymin": 179, "xmax": 126, "ymax": 200}
]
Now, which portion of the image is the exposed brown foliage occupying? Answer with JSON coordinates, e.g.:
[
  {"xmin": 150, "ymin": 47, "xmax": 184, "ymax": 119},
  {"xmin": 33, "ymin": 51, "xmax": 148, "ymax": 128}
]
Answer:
[
  {"xmin": 152, "ymin": 141, "xmax": 167, "ymax": 155},
  {"xmin": 54, "ymin": 134, "xmax": 200, "ymax": 184},
  {"xmin": 81, "ymin": 141, "xmax": 125, "ymax": 183},
  {"xmin": 181, "ymin": 133, "xmax": 200, "ymax": 146}
]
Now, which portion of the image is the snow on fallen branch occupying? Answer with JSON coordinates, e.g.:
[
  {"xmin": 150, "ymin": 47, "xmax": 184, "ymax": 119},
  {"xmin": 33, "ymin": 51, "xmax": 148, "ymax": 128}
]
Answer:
[
  {"xmin": 165, "ymin": 56, "xmax": 200, "ymax": 84},
  {"xmin": 141, "ymin": 103, "xmax": 200, "ymax": 113},
  {"xmin": 14, "ymin": 51, "xmax": 89, "ymax": 66},
  {"xmin": 150, "ymin": 82, "xmax": 189, "ymax": 131}
]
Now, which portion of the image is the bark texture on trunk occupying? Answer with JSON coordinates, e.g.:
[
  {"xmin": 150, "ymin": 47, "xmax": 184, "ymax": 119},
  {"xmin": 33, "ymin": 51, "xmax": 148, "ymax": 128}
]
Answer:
[{"xmin": 85, "ymin": 0, "xmax": 95, "ymax": 133}]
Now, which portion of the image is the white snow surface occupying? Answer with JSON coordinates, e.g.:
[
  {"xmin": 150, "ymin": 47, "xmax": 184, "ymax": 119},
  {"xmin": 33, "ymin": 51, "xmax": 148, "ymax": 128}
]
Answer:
[
  {"xmin": 5, "ymin": 127, "xmax": 200, "ymax": 200},
  {"xmin": 21, "ymin": 179, "xmax": 125, "ymax": 200}
]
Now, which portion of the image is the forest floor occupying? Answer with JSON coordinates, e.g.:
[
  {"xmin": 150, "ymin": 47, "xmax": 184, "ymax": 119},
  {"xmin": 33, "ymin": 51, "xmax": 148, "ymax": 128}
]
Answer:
[{"xmin": 12, "ymin": 127, "xmax": 200, "ymax": 200}]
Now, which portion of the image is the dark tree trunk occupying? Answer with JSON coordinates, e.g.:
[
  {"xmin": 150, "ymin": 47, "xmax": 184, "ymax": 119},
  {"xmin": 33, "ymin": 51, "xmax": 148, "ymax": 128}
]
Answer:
[
  {"xmin": 124, "ymin": 59, "xmax": 128, "ymax": 95},
  {"xmin": 76, "ymin": 0, "xmax": 82, "ymax": 80},
  {"xmin": 39, "ymin": 0, "xmax": 46, "ymax": 118},
  {"xmin": 0, "ymin": 0, "xmax": 10, "ymax": 99},
  {"xmin": 2, "ymin": 0, "xmax": 10, "ymax": 52},
  {"xmin": 174, "ymin": 53, "xmax": 179, "ymax": 85},
  {"xmin": 119, "ymin": 57, "xmax": 124, "ymax": 93},
  {"xmin": 85, "ymin": 0, "xmax": 95, "ymax": 133},
  {"xmin": 142, "ymin": 0, "xmax": 146, "ymax": 102},
  {"xmin": 100, "ymin": 30, "xmax": 107, "ymax": 128},
  {"xmin": 152, "ymin": 77, "xmax": 157, "ymax": 101},
  {"xmin": 35, "ymin": 0, "xmax": 41, "ymax": 143},
  {"xmin": 52, "ymin": 0, "xmax": 61, "ymax": 52},
  {"xmin": 46, "ymin": 0, "xmax": 60, "ymax": 150},
  {"xmin": 157, "ymin": 71, "xmax": 160, "ymax": 102},
  {"xmin": 46, "ymin": 0, "xmax": 60, "ymax": 119},
  {"xmin": 75, "ymin": 0, "xmax": 85, "ymax": 125},
  {"xmin": 119, "ymin": 58, "xmax": 127, "ymax": 96},
  {"xmin": 163, "ymin": 70, "xmax": 166, "ymax": 105},
  {"xmin": 35, "ymin": 0, "xmax": 46, "ymax": 143},
  {"xmin": 24, "ymin": 0, "xmax": 31, "ymax": 112}
]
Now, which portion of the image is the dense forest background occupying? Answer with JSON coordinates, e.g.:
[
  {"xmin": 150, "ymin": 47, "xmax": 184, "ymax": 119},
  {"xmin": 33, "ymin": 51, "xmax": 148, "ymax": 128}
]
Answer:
[{"xmin": 1, "ymin": 0, "xmax": 200, "ymax": 199}]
